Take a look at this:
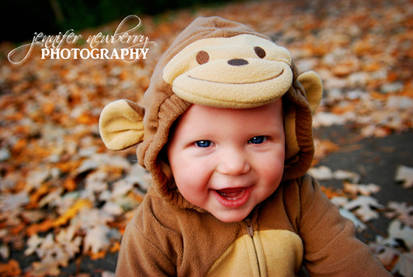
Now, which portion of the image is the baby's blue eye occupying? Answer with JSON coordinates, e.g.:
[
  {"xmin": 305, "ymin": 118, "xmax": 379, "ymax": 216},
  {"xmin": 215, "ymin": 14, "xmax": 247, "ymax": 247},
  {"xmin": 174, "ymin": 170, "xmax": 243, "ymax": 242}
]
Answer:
[
  {"xmin": 248, "ymin": 136, "xmax": 266, "ymax": 144},
  {"xmin": 195, "ymin": 140, "xmax": 212, "ymax": 148}
]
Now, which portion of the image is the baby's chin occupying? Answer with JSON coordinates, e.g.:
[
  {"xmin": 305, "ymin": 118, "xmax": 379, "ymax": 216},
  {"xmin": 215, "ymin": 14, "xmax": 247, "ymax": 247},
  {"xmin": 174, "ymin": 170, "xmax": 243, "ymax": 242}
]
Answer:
[{"xmin": 207, "ymin": 207, "xmax": 253, "ymax": 223}]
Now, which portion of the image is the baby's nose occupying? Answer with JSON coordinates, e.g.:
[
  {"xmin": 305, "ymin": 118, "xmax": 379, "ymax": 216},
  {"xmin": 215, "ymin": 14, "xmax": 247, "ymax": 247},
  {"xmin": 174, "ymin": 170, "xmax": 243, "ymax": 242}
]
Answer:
[
  {"xmin": 228, "ymin": 58, "xmax": 248, "ymax": 66},
  {"xmin": 217, "ymin": 149, "xmax": 251, "ymax": 175}
]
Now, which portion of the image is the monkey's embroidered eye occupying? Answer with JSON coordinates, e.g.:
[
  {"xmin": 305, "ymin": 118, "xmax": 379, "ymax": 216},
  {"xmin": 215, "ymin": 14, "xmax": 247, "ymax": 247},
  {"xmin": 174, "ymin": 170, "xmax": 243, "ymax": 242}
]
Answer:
[
  {"xmin": 196, "ymin": 50, "xmax": 209, "ymax": 64},
  {"xmin": 254, "ymin": 46, "xmax": 266, "ymax": 58}
]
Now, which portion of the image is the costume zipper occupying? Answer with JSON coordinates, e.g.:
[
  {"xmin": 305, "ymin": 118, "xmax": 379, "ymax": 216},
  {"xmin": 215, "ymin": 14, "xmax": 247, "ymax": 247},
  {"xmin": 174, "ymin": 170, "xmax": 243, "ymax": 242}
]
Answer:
[{"xmin": 245, "ymin": 218, "xmax": 262, "ymax": 277}]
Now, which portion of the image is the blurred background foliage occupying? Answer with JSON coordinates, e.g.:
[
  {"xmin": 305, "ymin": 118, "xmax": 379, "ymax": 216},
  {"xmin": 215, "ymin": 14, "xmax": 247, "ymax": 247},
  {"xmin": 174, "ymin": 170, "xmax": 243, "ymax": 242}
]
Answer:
[{"xmin": 3, "ymin": 0, "xmax": 240, "ymax": 43}]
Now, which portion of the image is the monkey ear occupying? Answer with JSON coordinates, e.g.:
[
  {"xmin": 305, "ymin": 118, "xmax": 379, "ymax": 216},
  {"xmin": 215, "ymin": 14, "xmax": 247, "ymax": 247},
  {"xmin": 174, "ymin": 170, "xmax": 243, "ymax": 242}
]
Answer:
[
  {"xmin": 99, "ymin": 99, "xmax": 145, "ymax": 150},
  {"xmin": 297, "ymin": 71, "xmax": 323, "ymax": 113}
]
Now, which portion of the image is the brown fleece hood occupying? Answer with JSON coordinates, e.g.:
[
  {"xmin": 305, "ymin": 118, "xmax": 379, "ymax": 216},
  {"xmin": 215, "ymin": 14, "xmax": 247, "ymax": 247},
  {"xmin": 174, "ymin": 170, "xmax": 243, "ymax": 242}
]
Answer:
[{"xmin": 99, "ymin": 16, "xmax": 323, "ymax": 209}]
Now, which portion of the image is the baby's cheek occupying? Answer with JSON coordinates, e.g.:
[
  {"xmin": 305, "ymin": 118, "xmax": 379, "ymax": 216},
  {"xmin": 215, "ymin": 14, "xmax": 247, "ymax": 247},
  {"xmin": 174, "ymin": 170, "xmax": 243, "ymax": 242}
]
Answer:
[
  {"xmin": 175, "ymin": 165, "xmax": 207, "ymax": 190},
  {"xmin": 263, "ymin": 156, "xmax": 284, "ymax": 182}
]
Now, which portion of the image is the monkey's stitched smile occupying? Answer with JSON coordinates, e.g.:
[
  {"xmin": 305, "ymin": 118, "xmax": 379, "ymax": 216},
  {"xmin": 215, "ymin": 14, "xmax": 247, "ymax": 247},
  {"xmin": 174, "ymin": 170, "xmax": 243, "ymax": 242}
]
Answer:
[{"xmin": 188, "ymin": 69, "xmax": 284, "ymax": 85}]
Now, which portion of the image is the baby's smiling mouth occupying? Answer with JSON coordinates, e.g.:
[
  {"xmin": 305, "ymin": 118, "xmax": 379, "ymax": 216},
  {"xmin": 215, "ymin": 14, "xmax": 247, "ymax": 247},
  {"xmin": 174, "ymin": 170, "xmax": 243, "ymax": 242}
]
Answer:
[
  {"xmin": 214, "ymin": 186, "xmax": 252, "ymax": 208},
  {"xmin": 216, "ymin": 187, "xmax": 247, "ymax": 200}
]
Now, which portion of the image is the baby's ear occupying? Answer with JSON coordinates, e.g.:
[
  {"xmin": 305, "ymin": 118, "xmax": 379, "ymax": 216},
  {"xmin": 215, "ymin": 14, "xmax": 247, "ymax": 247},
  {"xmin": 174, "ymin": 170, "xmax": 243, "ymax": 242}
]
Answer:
[
  {"xmin": 297, "ymin": 71, "xmax": 323, "ymax": 113},
  {"xmin": 99, "ymin": 99, "xmax": 145, "ymax": 150}
]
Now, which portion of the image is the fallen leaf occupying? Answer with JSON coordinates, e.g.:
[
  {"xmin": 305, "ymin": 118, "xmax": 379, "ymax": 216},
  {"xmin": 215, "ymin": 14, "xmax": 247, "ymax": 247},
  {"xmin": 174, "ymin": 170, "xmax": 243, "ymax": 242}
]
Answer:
[
  {"xmin": 395, "ymin": 165, "xmax": 413, "ymax": 188},
  {"xmin": 25, "ymin": 234, "xmax": 42, "ymax": 256},
  {"xmin": 0, "ymin": 191, "xmax": 29, "ymax": 212},
  {"xmin": 9, "ymin": 224, "xmax": 25, "ymax": 236},
  {"xmin": 343, "ymin": 196, "xmax": 384, "ymax": 222},
  {"xmin": 339, "ymin": 208, "xmax": 367, "ymax": 231},
  {"xmin": 110, "ymin": 241, "xmax": 120, "ymax": 253},
  {"xmin": 331, "ymin": 196, "xmax": 349, "ymax": 207},
  {"xmin": 29, "ymin": 183, "xmax": 51, "ymax": 207},
  {"xmin": 27, "ymin": 219, "xmax": 55, "ymax": 236},
  {"xmin": 76, "ymin": 112, "xmax": 98, "ymax": 125},
  {"xmin": 388, "ymin": 220, "xmax": 413, "ymax": 250},
  {"xmin": 53, "ymin": 199, "xmax": 92, "ymax": 227},
  {"xmin": 343, "ymin": 183, "xmax": 380, "ymax": 196},
  {"xmin": 0, "ymin": 260, "xmax": 21, "ymax": 276},
  {"xmin": 89, "ymin": 250, "xmax": 106, "ymax": 260},
  {"xmin": 55, "ymin": 226, "xmax": 82, "ymax": 258},
  {"xmin": 313, "ymin": 112, "xmax": 348, "ymax": 127},
  {"xmin": 0, "ymin": 245, "xmax": 9, "ymax": 259},
  {"xmin": 31, "ymin": 259, "xmax": 61, "ymax": 276},
  {"xmin": 392, "ymin": 253, "xmax": 413, "ymax": 277},
  {"xmin": 102, "ymin": 202, "xmax": 123, "ymax": 216},
  {"xmin": 309, "ymin": 166, "xmax": 360, "ymax": 183},
  {"xmin": 83, "ymin": 225, "xmax": 120, "ymax": 254},
  {"xmin": 386, "ymin": 202, "xmax": 413, "ymax": 227},
  {"xmin": 320, "ymin": 186, "xmax": 344, "ymax": 199},
  {"xmin": 308, "ymin": 166, "xmax": 334, "ymax": 180},
  {"xmin": 63, "ymin": 178, "xmax": 77, "ymax": 192},
  {"xmin": 333, "ymin": 170, "xmax": 361, "ymax": 183},
  {"xmin": 369, "ymin": 243, "xmax": 399, "ymax": 269},
  {"xmin": 102, "ymin": 271, "xmax": 116, "ymax": 277},
  {"xmin": 21, "ymin": 210, "xmax": 47, "ymax": 224},
  {"xmin": 313, "ymin": 139, "xmax": 340, "ymax": 162}
]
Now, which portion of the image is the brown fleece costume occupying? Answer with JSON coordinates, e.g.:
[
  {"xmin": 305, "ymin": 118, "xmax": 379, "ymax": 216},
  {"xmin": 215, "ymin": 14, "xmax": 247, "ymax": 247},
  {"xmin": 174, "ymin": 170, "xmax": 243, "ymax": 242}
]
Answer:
[{"xmin": 99, "ymin": 16, "xmax": 390, "ymax": 276}]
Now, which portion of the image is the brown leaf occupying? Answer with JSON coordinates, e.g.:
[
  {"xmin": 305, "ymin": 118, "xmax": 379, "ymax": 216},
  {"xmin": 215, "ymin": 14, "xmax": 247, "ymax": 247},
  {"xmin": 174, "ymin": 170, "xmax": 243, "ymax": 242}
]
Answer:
[
  {"xmin": 0, "ymin": 260, "xmax": 21, "ymax": 276},
  {"xmin": 320, "ymin": 186, "xmax": 344, "ymax": 199},
  {"xmin": 42, "ymin": 102, "xmax": 55, "ymax": 116},
  {"xmin": 53, "ymin": 199, "xmax": 92, "ymax": 227},
  {"xmin": 63, "ymin": 178, "xmax": 77, "ymax": 192},
  {"xmin": 28, "ymin": 183, "xmax": 51, "ymax": 208},
  {"xmin": 55, "ymin": 160, "xmax": 82, "ymax": 173},
  {"xmin": 331, "ymin": 102, "xmax": 357, "ymax": 115},
  {"xmin": 26, "ymin": 219, "xmax": 54, "ymax": 236},
  {"xmin": 76, "ymin": 113, "xmax": 98, "ymax": 125}
]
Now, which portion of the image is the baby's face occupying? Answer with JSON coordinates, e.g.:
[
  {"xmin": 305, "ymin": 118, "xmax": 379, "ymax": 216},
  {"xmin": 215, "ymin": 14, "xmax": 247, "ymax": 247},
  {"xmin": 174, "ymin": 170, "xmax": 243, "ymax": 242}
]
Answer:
[{"xmin": 167, "ymin": 100, "xmax": 285, "ymax": 222}]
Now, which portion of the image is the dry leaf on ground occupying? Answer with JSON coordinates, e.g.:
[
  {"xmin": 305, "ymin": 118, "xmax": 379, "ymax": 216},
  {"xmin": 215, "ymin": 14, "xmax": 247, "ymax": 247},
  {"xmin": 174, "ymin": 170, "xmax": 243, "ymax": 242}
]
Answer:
[{"xmin": 395, "ymin": 165, "xmax": 413, "ymax": 188}]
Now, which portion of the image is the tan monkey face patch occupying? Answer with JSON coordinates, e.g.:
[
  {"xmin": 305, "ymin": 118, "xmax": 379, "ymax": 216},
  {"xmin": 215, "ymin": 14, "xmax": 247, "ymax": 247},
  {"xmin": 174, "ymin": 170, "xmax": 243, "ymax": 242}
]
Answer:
[{"xmin": 163, "ymin": 34, "xmax": 293, "ymax": 108}]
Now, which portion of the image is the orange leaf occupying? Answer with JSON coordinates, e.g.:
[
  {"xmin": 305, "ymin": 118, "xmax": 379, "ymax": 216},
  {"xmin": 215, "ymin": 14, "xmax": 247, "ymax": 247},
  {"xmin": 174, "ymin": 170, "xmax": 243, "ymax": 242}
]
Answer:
[
  {"xmin": 10, "ymin": 224, "xmax": 25, "ymax": 235},
  {"xmin": 32, "ymin": 145, "xmax": 51, "ymax": 159},
  {"xmin": 55, "ymin": 160, "xmax": 82, "ymax": 173},
  {"xmin": 320, "ymin": 186, "xmax": 343, "ymax": 199},
  {"xmin": 353, "ymin": 40, "xmax": 374, "ymax": 56},
  {"xmin": 29, "ymin": 183, "xmax": 50, "ymax": 207},
  {"xmin": 370, "ymin": 91, "xmax": 388, "ymax": 100},
  {"xmin": 53, "ymin": 199, "xmax": 92, "ymax": 227},
  {"xmin": 400, "ymin": 82, "xmax": 413, "ymax": 98},
  {"xmin": 76, "ymin": 113, "xmax": 98, "ymax": 125},
  {"xmin": 5, "ymin": 112, "xmax": 24, "ymax": 121},
  {"xmin": 14, "ymin": 126, "xmax": 30, "ymax": 136},
  {"xmin": 331, "ymin": 102, "xmax": 356, "ymax": 115},
  {"xmin": 0, "ymin": 260, "xmax": 21, "ymax": 276},
  {"xmin": 110, "ymin": 241, "xmax": 120, "ymax": 253},
  {"xmin": 363, "ymin": 62, "xmax": 382, "ymax": 72},
  {"xmin": 89, "ymin": 250, "xmax": 106, "ymax": 260},
  {"xmin": 42, "ymin": 102, "xmax": 55, "ymax": 116},
  {"xmin": 332, "ymin": 64, "xmax": 354, "ymax": 77},
  {"xmin": 12, "ymin": 139, "xmax": 27, "ymax": 154},
  {"xmin": 387, "ymin": 72, "xmax": 398, "ymax": 82},
  {"xmin": 63, "ymin": 178, "xmax": 77, "ymax": 192},
  {"xmin": 26, "ymin": 219, "xmax": 54, "ymax": 236},
  {"xmin": 128, "ymin": 191, "xmax": 144, "ymax": 204},
  {"xmin": 314, "ymin": 139, "xmax": 340, "ymax": 162}
]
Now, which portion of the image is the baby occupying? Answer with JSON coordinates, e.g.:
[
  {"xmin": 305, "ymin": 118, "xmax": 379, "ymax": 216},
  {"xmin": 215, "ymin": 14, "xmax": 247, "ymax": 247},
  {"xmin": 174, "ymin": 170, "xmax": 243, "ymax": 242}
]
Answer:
[{"xmin": 99, "ymin": 16, "xmax": 391, "ymax": 276}]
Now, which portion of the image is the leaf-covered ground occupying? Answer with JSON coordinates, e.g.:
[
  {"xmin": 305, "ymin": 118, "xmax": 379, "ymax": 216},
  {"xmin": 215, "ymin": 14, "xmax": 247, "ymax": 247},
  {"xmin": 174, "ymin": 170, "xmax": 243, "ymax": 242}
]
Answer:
[{"xmin": 0, "ymin": 0, "xmax": 412, "ymax": 275}]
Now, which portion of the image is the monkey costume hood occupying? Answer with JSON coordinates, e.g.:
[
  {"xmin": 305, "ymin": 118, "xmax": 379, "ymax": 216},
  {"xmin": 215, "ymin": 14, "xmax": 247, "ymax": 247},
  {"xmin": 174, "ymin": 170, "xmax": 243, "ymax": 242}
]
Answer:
[{"xmin": 99, "ymin": 17, "xmax": 390, "ymax": 276}]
